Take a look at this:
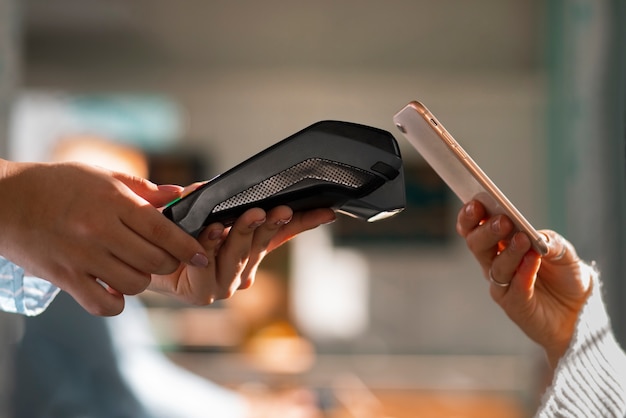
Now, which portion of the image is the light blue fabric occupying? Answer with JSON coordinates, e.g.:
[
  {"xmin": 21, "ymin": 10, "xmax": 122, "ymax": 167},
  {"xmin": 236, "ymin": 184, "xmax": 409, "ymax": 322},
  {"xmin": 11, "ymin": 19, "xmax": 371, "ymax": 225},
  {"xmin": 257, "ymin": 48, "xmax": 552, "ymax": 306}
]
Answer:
[{"xmin": 0, "ymin": 256, "xmax": 59, "ymax": 316}]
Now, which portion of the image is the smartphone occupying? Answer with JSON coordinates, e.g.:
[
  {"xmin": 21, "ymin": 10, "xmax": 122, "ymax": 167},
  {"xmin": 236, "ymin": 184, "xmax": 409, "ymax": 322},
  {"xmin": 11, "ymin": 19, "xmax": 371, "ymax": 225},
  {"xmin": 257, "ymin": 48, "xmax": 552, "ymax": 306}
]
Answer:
[{"xmin": 392, "ymin": 100, "xmax": 548, "ymax": 255}]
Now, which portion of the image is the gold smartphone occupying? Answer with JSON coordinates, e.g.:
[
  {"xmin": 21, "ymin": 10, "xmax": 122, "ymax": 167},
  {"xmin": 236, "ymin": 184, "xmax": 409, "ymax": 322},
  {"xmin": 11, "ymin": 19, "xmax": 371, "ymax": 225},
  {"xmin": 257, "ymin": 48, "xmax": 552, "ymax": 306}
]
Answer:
[{"xmin": 393, "ymin": 100, "xmax": 548, "ymax": 255}]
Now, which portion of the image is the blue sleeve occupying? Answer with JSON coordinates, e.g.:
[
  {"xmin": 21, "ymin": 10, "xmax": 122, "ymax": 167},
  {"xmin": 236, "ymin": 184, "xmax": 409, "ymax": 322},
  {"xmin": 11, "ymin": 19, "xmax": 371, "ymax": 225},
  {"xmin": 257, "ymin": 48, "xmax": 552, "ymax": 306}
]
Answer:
[{"xmin": 0, "ymin": 257, "xmax": 59, "ymax": 316}]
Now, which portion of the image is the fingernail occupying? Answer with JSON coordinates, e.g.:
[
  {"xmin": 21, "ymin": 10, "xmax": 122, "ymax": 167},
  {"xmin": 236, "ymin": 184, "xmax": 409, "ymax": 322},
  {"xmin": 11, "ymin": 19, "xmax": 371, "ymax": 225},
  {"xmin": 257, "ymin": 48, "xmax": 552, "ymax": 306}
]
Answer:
[
  {"xmin": 208, "ymin": 228, "xmax": 223, "ymax": 240},
  {"xmin": 276, "ymin": 216, "xmax": 292, "ymax": 226},
  {"xmin": 157, "ymin": 184, "xmax": 184, "ymax": 193},
  {"xmin": 509, "ymin": 234, "xmax": 518, "ymax": 251},
  {"xmin": 491, "ymin": 217, "xmax": 501, "ymax": 233},
  {"xmin": 190, "ymin": 252, "xmax": 209, "ymax": 268},
  {"xmin": 249, "ymin": 218, "xmax": 266, "ymax": 229},
  {"xmin": 465, "ymin": 202, "xmax": 474, "ymax": 217}
]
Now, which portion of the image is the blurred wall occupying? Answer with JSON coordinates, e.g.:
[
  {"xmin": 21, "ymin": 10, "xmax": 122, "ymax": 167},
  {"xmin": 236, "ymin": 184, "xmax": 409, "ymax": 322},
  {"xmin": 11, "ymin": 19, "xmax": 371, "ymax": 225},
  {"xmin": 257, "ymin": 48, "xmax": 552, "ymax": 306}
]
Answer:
[
  {"xmin": 544, "ymin": 0, "xmax": 626, "ymax": 345},
  {"xmin": 0, "ymin": 1, "xmax": 22, "ymax": 416}
]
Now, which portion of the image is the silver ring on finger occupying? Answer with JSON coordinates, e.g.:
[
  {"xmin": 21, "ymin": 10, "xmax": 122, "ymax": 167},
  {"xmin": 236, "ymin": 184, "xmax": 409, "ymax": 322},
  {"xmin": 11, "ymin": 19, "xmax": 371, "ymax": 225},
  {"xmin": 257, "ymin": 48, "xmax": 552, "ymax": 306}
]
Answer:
[{"xmin": 488, "ymin": 268, "xmax": 510, "ymax": 288}]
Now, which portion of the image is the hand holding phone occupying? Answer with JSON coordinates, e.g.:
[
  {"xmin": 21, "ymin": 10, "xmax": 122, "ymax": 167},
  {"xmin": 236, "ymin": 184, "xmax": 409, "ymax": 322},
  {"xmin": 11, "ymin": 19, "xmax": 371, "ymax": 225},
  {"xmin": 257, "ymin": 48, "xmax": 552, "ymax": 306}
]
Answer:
[{"xmin": 393, "ymin": 100, "xmax": 548, "ymax": 255}]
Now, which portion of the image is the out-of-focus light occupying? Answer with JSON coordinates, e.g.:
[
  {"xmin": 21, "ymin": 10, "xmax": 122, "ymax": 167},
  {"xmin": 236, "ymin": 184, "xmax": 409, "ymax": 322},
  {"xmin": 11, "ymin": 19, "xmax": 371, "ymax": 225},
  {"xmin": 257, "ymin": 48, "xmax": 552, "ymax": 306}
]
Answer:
[
  {"xmin": 290, "ymin": 227, "xmax": 369, "ymax": 341},
  {"xmin": 51, "ymin": 135, "xmax": 149, "ymax": 177}
]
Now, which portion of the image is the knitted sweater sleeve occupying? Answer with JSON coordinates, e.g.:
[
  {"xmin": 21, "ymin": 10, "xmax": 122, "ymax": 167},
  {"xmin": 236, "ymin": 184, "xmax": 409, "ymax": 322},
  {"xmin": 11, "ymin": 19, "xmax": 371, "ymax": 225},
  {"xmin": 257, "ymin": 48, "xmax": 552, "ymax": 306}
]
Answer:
[{"xmin": 535, "ymin": 268, "xmax": 626, "ymax": 417}]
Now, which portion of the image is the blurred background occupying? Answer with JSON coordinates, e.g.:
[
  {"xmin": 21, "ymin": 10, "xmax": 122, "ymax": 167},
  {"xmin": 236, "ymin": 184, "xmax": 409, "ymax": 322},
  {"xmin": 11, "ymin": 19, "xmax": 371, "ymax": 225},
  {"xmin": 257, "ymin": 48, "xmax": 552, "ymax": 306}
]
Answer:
[{"xmin": 1, "ymin": 0, "xmax": 625, "ymax": 417}]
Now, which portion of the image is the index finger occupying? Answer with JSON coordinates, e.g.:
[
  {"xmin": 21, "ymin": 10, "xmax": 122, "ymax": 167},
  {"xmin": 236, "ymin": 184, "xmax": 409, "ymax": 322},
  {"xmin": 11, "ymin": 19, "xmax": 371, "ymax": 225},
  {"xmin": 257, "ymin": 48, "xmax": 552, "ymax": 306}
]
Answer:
[
  {"xmin": 456, "ymin": 201, "xmax": 488, "ymax": 237},
  {"xmin": 123, "ymin": 202, "xmax": 209, "ymax": 268}
]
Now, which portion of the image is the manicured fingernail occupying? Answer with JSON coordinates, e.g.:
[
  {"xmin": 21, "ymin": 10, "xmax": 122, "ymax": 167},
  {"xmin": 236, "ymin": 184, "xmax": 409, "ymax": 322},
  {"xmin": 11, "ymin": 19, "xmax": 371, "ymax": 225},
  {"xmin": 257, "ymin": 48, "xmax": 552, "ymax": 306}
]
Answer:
[
  {"xmin": 190, "ymin": 252, "xmax": 209, "ymax": 267},
  {"xmin": 208, "ymin": 228, "xmax": 223, "ymax": 240},
  {"xmin": 491, "ymin": 217, "xmax": 501, "ymax": 233},
  {"xmin": 157, "ymin": 184, "xmax": 184, "ymax": 193},
  {"xmin": 249, "ymin": 218, "xmax": 266, "ymax": 229},
  {"xmin": 510, "ymin": 234, "xmax": 518, "ymax": 251},
  {"xmin": 276, "ymin": 216, "xmax": 292, "ymax": 226},
  {"xmin": 465, "ymin": 202, "xmax": 474, "ymax": 217}
]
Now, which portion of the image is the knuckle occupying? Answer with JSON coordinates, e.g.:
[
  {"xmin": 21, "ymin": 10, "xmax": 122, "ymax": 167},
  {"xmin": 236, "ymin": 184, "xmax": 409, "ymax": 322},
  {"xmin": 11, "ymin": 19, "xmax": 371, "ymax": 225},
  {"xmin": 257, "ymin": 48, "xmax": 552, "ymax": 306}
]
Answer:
[
  {"xmin": 146, "ymin": 254, "xmax": 178, "ymax": 275},
  {"xmin": 466, "ymin": 237, "xmax": 480, "ymax": 253},
  {"xmin": 74, "ymin": 216, "xmax": 106, "ymax": 239},
  {"xmin": 150, "ymin": 219, "xmax": 172, "ymax": 242}
]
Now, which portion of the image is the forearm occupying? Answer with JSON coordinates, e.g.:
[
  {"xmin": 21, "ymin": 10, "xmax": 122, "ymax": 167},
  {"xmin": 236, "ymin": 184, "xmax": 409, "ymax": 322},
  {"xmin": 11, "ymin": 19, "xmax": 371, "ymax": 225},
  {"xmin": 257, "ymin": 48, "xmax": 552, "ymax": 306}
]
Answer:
[{"xmin": 0, "ymin": 160, "xmax": 59, "ymax": 315}]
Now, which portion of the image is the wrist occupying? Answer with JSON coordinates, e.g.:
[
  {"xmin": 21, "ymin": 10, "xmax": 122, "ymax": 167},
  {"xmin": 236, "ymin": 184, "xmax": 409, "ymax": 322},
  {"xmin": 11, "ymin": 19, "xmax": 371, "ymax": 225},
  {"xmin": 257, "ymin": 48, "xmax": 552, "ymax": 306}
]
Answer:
[
  {"xmin": 0, "ymin": 160, "xmax": 41, "ymax": 249},
  {"xmin": 545, "ymin": 343, "xmax": 569, "ymax": 370},
  {"xmin": 0, "ymin": 159, "xmax": 32, "ymax": 184},
  {"xmin": 544, "ymin": 265, "xmax": 597, "ymax": 370}
]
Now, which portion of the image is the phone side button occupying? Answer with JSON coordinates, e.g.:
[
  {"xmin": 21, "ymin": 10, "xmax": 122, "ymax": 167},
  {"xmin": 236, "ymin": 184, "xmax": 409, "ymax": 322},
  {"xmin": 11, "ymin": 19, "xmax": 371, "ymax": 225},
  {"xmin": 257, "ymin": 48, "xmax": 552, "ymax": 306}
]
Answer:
[
  {"xmin": 442, "ymin": 132, "xmax": 454, "ymax": 144},
  {"xmin": 455, "ymin": 147, "xmax": 468, "ymax": 159}
]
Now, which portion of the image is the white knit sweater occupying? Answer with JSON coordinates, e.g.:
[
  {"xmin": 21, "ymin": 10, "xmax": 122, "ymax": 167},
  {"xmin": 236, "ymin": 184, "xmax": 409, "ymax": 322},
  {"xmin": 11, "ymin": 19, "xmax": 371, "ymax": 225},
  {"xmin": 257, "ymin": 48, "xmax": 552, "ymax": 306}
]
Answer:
[{"xmin": 536, "ymin": 270, "xmax": 626, "ymax": 417}]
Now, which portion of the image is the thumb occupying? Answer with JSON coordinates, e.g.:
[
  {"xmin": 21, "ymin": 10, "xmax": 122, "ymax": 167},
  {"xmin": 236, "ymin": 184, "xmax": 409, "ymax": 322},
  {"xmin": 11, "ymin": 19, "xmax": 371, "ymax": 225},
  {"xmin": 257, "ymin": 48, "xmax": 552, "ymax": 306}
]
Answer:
[
  {"xmin": 112, "ymin": 171, "xmax": 184, "ymax": 208},
  {"xmin": 540, "ymin": 230, "xmax": 578, "ymax": 264}
]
